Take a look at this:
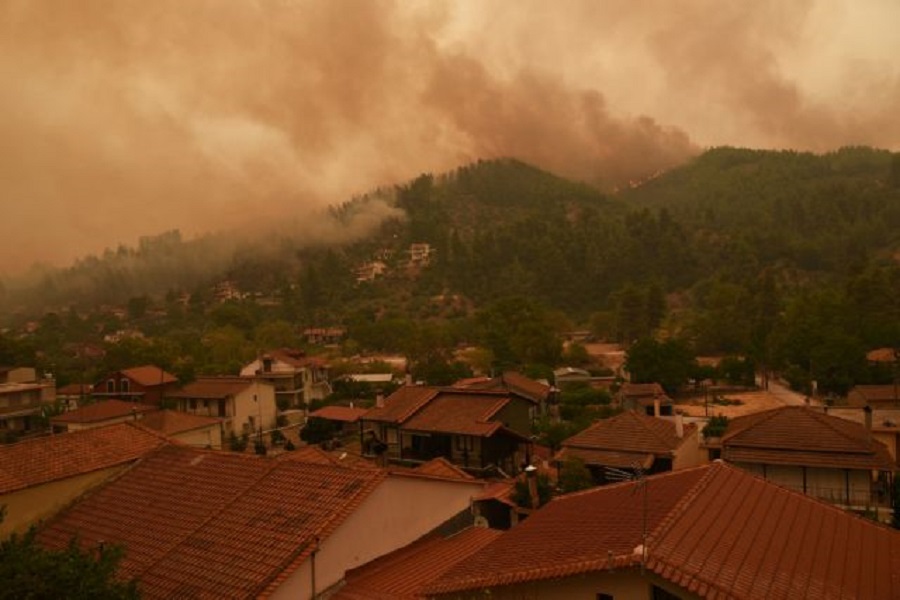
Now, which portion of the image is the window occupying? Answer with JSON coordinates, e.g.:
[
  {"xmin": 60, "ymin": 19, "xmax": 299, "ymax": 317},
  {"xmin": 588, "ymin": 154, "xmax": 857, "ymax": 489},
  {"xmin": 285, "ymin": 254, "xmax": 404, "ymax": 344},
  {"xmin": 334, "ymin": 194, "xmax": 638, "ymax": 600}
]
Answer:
[
  {"xmin": 120, "ymin": 379, "xmax": 130, "ymax": 394},
  {"xmin": 189, "ymin": 399, "xmax": 197, "ymax": 411},
  {"xmin": 106, "ymin": 380, "xmax": 115, "ymax": 393}
]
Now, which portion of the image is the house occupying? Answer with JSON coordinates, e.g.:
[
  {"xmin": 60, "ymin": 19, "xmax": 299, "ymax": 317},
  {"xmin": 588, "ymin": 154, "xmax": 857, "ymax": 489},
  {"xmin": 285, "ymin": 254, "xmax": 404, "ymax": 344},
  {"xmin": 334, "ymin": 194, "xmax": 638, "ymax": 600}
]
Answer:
[
  {"xmin": 167, "ymin": 376, "xmax": 276, "ymax": 439},
  {"xmin": 821, "ymin": 405, "xmax": 900, "ymax": 466},
  {"xmin": 91, "ymin": 365, "xmax": 178, "ymax": 406},
  {"xmin": 0, "ymin": 369, "xmax": 56, "ymax": 436},
  {"xmin": 55, "ymin": 382, "xmax": 93, "ymax": 409},
  {"xmin": 554, "ymin": 411, "xmax": 705, "ymax": 484},
  {"xmin": 303, "ymin": 326, "xmax": 347, "ymax": 345},
  {"xmin": 36, "ymin": 444, "xmax": 485, "ymax": 599},
  {"xmin": 0, "ymin": 422, "xmax": 166, "ymax": 536},
  {"xmin": 355, "ymin": 260, "xmax": 387, "ymax": 283},
  {"xmin": 307, "ymin": 405, "xmax": 369, "ymax": 437},
  {"xmin": 360, "ymin": 386, "xmax": 534, "ymax": 475},
  {"xmin": 616, "ymin": 381, "xmax": 674, "ymax": 416},
  {"xmin": 138, "ymin": 410, "xmax": 224, "ymax": 449},
  {"xmin": 717, "ymin": 406, "xmax": 896, "ymax": 520},
  {"xmin": 408, "ymin": 242, "xmax": 433, "ymax": 265},
  {"xmin": 331, "ymin": 527, "xmax": 502, "ymax": 600},
  {"xmin": 240, "ymin": 348, "xmax": 331, "ymax": 410},
  {"xmin": 423, "ymin": 461, "xmax": 900, "ymax": 600},
  {"xmin": 452, "ymin": 371, "xmax": 552, "ymax": 421},
  {"xmin": 847, "ymin": 384, "xmax": 900, "ymax": 408},
  {"xmin": 50, "ymin": 398, "xmax": 157, "ymax": 432}
]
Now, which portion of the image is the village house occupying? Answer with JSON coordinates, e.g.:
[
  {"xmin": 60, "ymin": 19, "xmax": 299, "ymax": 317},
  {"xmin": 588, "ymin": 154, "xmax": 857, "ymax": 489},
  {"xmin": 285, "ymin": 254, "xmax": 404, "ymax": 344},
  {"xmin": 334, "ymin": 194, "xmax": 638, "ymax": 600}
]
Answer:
[
  {"xmin": 167, "ymin": 376, "xmax": 276, "ymax": 440},
  {"xmin": 54, "ymin": 382, "xmax": 93, "ymax": 410},
  {"xmin": 91, "ymin": 364, "xmax": 178, "ymax": 406},
  {"xmin": 307, "ymin": 405, "xmax": 369, "ymax": 439},
  {"xmin": 452, "ymin": 371, "xmax": 552, "ymax": 422},
  {"xmin": 715, "ymin": 406, "xmax": 896, "ymax": 520},
  {"xmin": 616, "ymin": 381, "xmax": 674, "ymax": 416},
  {"xmin": 0, "ymin": 366, "xmax": 56, "ymax": 435},
  {"xmin": 422, "ymin": 461, "xmax": 900, "ymax": 600},
  {"xmin": 554, "ymin": 410, "xmax": 705, "ymax": 484},
  {"xmin": 36, "ymin": 444, "xmax": 485, "ymax": 599},
  {"xmin": 240, "ymin": 348, "xmax": 331, "ymax": 411},
  {"xmin": 359, "ymin": 386, "xmax": 533, "ymax": 475},
  {"xmin": 355, "ymin": 260, "xmax": 387, "ymax": 283},
  {"xmin": 138, "ymin": 410, "xmax": 224, "ymax": 449},
  {"xmin": 302, "ymin": 326, "xmax": 347, "ymax": 346},
  {"xmin": 50, "ymin": 398, "xmax": 157, "ymax": 432},
  {"xmin": 0, "ymin": 422, "xmax": 166, "ymax": 536},
  {"xmin": 847, "ymin": 383, "xmax": 900, "ymax": 408}
]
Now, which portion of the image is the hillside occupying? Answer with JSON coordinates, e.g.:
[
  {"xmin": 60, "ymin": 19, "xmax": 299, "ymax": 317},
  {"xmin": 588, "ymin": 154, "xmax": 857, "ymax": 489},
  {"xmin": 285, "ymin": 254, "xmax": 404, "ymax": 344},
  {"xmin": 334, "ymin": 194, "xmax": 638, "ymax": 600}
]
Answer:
[{"xmin": 1, "ymin": 150, "xmax": 899, "ymax": 395}]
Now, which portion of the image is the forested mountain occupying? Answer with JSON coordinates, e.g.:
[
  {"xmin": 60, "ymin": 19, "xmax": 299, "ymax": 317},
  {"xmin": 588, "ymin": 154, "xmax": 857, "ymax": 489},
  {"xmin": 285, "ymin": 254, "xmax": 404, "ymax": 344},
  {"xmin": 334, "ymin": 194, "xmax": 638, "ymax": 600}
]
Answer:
[{"xmin": 1, "ymin": 148, "xmax": 898, "ymax": 396}]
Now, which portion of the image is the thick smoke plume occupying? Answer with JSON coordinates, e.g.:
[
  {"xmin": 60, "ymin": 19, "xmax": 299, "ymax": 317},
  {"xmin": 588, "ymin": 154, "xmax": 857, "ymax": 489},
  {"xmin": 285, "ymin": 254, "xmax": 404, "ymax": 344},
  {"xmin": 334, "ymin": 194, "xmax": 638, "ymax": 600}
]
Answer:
[{"xmin": 1, "ymin": 0, "xmax": 898, "ymax": 275}]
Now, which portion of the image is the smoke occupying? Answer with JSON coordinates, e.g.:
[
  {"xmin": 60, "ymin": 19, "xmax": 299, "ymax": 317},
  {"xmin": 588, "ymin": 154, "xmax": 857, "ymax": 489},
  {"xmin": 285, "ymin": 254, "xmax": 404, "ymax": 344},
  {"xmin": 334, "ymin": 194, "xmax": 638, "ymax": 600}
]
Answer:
[{"xmin": 1, "ymin": 0, "xmax": 898, "ymax": 275}]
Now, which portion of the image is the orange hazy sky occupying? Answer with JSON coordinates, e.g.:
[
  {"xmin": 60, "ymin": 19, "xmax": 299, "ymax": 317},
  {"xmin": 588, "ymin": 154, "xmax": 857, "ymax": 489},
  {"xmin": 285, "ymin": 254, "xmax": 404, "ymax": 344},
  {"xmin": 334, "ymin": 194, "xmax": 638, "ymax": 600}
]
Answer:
[{"xmin": 2, "ymin": 0, "xmax": 899, "ymax": 276}]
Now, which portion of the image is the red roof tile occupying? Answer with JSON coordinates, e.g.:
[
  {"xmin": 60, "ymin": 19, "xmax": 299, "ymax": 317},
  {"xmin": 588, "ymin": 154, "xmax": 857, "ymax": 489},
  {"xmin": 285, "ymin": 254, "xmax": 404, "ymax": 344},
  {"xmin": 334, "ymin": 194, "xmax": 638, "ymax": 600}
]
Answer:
[
  {"xmin": 120, "ymin": 365, "xmax": 178, "ymax": 387},
  {"xmin": 50, "ymin": 399, "xmax": 157, "ymax": 424},
  {"xmin": 619, "ymin": 382, "xmax": 667, "ymax": 398},
  {"xmin": 168, "ymin": 376, "xmax": 253, "ymax": 399},
  {"xmin": 362, "ymin": 386, "xmax": 438, "ymax": 424},
  {"xmin": 403, "ymin": 393, "xmax": 510, "ymax": 437},
  {"xmin": 412, "ymin": 457, "xmax": 476, "ymax": 480},
  {"xmin": 0, "ymin": 423, "xmax": 167, "ymax": 494},
  {"xmin": 309, "ymin": 405, "xmax": 369, "ymax": 423},
  {"xmin": 555, "ymin": 446, "xmax": 655, "ymax": 470},
  {"xmin": 138, "ymin": 410, "xmax": 222, "ymax": 436},
  {"xmin": 426, "ymin": 463, "xmax": 900, "ymax": 599},
  {"xmin": 37, "ymin": 445, "xmax": 385, "ymax": 599},
  {"xmin": 723, "ymin": 406, "xmax": 896, "ymax": 471},
  {"xmin": 560, "ymin": 411, "xmax": 696, "ymax": 458},
  {"xmin": 848, "ymin": 385, "xmax": 900, "ymax": 407},
  {"xmin": 453, "ymin": 372, "xmax": 550, "ymax": 405},
  {"xmin": 332, "ymin": 527, "xmax": 502, "ymax": 600}
]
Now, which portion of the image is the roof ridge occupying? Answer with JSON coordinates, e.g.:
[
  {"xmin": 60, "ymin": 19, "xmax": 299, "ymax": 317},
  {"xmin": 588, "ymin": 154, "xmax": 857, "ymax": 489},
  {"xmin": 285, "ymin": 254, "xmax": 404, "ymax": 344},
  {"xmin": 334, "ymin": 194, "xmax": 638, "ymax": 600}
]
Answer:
[
  {"xmin": 647, "ymin": 462, "xmax": 724, "ymax": 543},
  {"xmin": 721, "ymin": 406, "xmax": 784, "ymax": 442},
  {"xmin": 806, "ymin": 408, "xmax": 877, "ymax": 451},
  {"xmin": 625, "ymin": 411, "xmax": 678, "ymax": 450},
  {"xmin": 481, "ymin": 397, "xmax": 511, "ymax": 422},
  {"xmin": 397, "ymin": 388, "xmax": 440, "ymax": 423}
]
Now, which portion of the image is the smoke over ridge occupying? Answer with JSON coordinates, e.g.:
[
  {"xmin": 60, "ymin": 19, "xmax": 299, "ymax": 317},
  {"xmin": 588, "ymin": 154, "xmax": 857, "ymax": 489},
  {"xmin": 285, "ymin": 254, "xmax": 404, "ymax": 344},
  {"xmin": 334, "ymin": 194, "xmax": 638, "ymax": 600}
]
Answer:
[{"xmin": 1, "ymin": 0, "xmax": 898, "ymax": 274}]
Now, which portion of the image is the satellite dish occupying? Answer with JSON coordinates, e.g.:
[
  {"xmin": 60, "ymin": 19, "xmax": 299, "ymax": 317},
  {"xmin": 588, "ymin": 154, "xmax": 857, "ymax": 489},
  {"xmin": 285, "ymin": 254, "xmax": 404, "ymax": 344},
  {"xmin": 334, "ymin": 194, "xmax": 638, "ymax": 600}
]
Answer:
[{"xmin": 473, "ymin": 516, "xmax": 489, "ymax": 528}]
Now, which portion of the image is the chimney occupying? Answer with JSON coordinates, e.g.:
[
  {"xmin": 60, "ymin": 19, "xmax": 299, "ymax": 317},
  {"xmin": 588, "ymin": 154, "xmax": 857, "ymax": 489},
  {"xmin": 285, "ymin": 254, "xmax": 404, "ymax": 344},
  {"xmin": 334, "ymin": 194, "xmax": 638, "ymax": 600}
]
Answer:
[
  {"xmin": 525, "ymin": 465, "xmax": 539, "ymax": 509},
  {"xmin": 404, "ymin": 371, "xmax": 413, "ymax": 386},
  {"xmin": 864, "ymin": 405, "xmax": 873, "ymax": 433},
  {"xmin": 375, "ymin": 391, "xmax": 385, "ymax": 408},
  {"xmin": 653, "ymin": 394, "xmax": 661, "ymax": 418},
  {"xmin": 675, "ymin": 413, "xmax": 684, "ymax": 439}
]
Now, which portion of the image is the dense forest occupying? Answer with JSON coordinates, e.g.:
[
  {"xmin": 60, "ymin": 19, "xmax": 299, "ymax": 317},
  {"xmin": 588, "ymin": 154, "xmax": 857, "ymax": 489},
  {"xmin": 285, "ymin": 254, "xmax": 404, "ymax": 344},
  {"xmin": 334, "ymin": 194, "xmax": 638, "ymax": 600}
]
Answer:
[{"xmin": 0, "ymin": 147, "xmax": 898, "ymax": 397}]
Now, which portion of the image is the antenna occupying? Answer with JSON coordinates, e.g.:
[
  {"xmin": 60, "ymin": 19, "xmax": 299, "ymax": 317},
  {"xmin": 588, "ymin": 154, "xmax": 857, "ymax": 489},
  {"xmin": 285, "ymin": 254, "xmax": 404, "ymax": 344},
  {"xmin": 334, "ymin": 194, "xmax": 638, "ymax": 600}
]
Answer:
[{"xmin": 605, "ymin": 462, "xmax": 648, "ymax": 574}]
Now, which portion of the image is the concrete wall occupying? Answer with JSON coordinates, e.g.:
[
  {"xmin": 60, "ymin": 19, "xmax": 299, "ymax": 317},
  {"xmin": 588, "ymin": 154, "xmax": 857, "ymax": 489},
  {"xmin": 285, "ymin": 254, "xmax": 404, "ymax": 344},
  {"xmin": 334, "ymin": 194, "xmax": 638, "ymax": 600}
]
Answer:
[
  {"xmin": 270, "ymin": 474, "xmax": 484, "ymax": 600},
  {"xmin": 0, "ymin": 466, "xmax": 127, "ymax": 536},
  {"xmin": 172, "ymin": 425, "xmax": 223, "ymax": 449},
  {"xmin": 672, "ymin": 428, "xmax": 708, "ymax": 471},
  {"xmin": 232, "ymin": 382, "xmax": 277, "ymax": 436}
]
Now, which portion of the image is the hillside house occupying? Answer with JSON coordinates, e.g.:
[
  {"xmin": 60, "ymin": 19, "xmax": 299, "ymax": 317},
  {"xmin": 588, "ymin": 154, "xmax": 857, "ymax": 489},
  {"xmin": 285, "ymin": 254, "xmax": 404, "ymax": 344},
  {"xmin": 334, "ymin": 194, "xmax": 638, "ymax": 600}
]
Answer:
[
  {"xmin": 616, "ymin": 381, "xmax": 674, "ymax": 416},
  {"xmin": 138, "ymin": 410, "xmax": 224, "ymax": 449},
  {"xmin": 847, "ymin": 384, "xmax": 900, "ymax": 408},
  {"xmin": 50, "ymin": 399, "xmax": 157, "ymax": 432},
  {"xmin": 554, "ymin": 411, "xmax": 705, "ymax": 484},
  {"xmin": 716, "ymin": 406, "xmax": 896, "ymax": 520},
  {"xmin": 91, "ymin": 365, "xmax": 178, "ymax": 406},
  {"xmin": 452, "ymin": 371, "xmax": 552, "ymax": 422},
  {"xmin": 0, "ymin": 367, "xmax": 56, "ymax": 435},
  {"xmin": 168, "ymin": 376, "xmax": 276, "ymax": 439},
  {"xmin": 240, "ymin": 348, "xmax": 331, "ymax": 410},
  {"xmin": 0, "ymin": 423, "xmax": 166, "ymax": 536},
  {"xmin": 422, "ymin": 462, "xmax": 900, "ymax": 600},
  {"xmin": 360, "ymin": 386, "xmax": 533, "ymax": 475},
  {"xmin": 36, "ymin": 444, "xmax": 485, "ymax": 599}
]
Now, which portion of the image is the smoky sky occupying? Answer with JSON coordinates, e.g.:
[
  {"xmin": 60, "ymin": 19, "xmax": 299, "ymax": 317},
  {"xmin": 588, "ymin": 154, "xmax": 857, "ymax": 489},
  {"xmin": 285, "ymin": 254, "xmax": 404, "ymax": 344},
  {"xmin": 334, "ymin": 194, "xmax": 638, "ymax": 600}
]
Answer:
[{"xmin": 1, "ymin": 0, "xmax": 898, "ymax": 276}]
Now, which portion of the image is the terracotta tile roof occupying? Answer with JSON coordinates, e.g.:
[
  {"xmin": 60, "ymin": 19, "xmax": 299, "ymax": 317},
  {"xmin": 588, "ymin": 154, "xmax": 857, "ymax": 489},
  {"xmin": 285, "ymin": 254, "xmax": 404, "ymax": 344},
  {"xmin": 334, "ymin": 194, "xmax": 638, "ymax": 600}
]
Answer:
[
  {"xmin": 332, "ymin": 527, "xmax": 503, "ymax": 600},
  {"xmin": 138, "ymin": 410, "xmax": 222, "ymax": 436},
  {"xmin": 555, "ymin": 446, "xmax": 655, "ymax": 470},
  {"xmin": 362, "ymin": 386, "xmax": 438, "ymax": 424},
  {"xmin": 0, "ymin": 423, "xmax": 167, "ymax": 494},
  {"xmin": 866, "ymin": 347, "xmax": 898, "ymax": 363},
  {"xmin": 56, "ymin": 383, "xmax": 93, "ymax": 395},
  {"xmin": 453, "ymin": 372, "xmax": 550, "ymax": 405},
  {"xmin": 474, "ymin": 481, "xmax": 516, "ymax": 507},
  {"xmin": 412, "ymin": 457, "xmax": 476, "ymax": 480},
  {"xmin": 559, "ymin": 411, "xmax": 696, "ymax": 458},
  {"xmin": 426, "ymin": 462, "xmax": 900, "ymax": 599},
  {"xmin": 37, "ymin": 445, "xmax": 386, "ymax": 599},
  {"xmin": 848, "ymin": 385, "xmax": 900, "ymax": 407},
  {"xmin": 276, "ymin": 445, "xmax": 340, "ymax": 465},
  {"xmin": 168, "ymin": 376, "xmax": 253, "ymax": 399},
  {"xmin": 723, "ymin": 406, "xmax": 896, "ymax": 471},
  {"xmin": 309, "ymin": 405, "xmax": 369, "ymax": 423},
  {"xmin": 403, "ymin": 393, "xmax": 510, "ymax": 437},
  {"xmin": 120, "ymin": 365, "xmax": 178, "ymax": 387},
  {"xmin": 50, "ymin": 399, "xmax": 157, "ymax": 424},
  {"xmin": 619, "ymin": 382, "xmax": 667, "ymax": 398},
  {"xmin": 260, "ymin": 348, "xmax": 328, "ymax": 370}
]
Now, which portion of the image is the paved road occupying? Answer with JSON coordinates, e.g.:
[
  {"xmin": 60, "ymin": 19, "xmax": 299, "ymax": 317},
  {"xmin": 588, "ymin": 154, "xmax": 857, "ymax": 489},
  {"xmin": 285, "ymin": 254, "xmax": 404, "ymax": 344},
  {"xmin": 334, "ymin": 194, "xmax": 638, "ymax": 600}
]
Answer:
[{"xmin": 765, "ymin": 378, "xmax": 819, "ymax": 407}]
